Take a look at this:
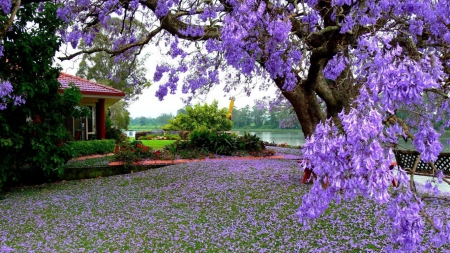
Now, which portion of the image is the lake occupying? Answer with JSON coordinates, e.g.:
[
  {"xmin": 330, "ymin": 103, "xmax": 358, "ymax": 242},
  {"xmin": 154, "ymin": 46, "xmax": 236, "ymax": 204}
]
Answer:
[
  {"xmin": 234, "ymin": 130, "xmax": 450, "ymax": 152},
  {"xmin": 233, "ymin": 130, "xmax": 305, "ymax": 147}
]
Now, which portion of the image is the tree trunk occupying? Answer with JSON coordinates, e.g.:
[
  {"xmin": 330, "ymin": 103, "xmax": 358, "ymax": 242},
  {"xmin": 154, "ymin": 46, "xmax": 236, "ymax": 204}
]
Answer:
[{"xmin": 282, "ymin": 84, "xmax": 325, "ymax": 138}]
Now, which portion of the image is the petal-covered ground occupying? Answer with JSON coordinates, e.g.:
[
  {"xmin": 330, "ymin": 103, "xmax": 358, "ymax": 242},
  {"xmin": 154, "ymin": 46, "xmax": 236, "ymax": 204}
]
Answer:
[{"xmin": 1, "ymin": 149, "xmax": 449, "ymax": 252}]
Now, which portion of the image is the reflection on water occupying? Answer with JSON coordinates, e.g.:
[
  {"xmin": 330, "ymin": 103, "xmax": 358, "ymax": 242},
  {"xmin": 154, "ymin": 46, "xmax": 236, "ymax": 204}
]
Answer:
[
  {"xmin": 235, "ymin": 131, "xmax": 450, "ymax": 152},
  {"xmin": 235, "ymin": 131, "xmax": 305, "ymax": 147}
]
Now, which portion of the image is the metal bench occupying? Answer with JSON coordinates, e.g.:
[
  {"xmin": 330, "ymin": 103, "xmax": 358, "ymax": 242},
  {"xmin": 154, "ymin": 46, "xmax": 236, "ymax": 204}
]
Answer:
[{"xmin": 394, "ymin": 150, "xmax": 450, "ymax": 176}]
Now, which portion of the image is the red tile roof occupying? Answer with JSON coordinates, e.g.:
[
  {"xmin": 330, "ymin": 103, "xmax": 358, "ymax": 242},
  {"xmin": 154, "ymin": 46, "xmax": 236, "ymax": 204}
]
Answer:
[{"xmin": 58, "ymin": 72, "xmax": 125, "ymax": 97}]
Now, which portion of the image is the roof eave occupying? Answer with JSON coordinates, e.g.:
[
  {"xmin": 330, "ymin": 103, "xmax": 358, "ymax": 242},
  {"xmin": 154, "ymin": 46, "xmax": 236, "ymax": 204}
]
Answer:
[{"xmin": 58, "ymin": 89, "xmax": 125, "ymax": 98}]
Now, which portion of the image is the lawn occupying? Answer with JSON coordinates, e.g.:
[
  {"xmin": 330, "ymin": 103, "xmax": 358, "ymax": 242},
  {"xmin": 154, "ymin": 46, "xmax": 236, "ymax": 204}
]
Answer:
[
  {"xmin": 127, "ymin": 137, "xmax": 176, "ymax": 150},
  {"xmin": 1, "ymin": 148, "xmax": 448, "ymax": 252},
  {"xmin": 140, "ymin": 140, "xmax": 175, "ymax": 150}
]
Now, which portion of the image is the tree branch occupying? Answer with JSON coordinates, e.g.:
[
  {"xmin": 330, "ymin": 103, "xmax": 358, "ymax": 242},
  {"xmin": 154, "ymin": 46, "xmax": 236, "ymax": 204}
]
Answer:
[
  {"xmin": 389, "ymin": 37, "xmax": 421, "ymax": 61},
  {"xmin": 0, "ymin": 0, "xmax": 21, "ymax": 40},
  {"xmin": 424, "ymin": 88, "xmax": 449, "ymax": 99},
  {"xmin": 58, "ymin": 26, "xmax": 163, "ymax": 61}
]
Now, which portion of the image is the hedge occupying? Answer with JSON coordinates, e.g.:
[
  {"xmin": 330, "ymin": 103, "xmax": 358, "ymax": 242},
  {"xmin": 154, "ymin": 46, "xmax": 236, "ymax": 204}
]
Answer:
[
  {"xmin": 134, "ymin": 130, "xmax": 164, "ymax": 140},
  {"xmin": 66, "ymin": 139, "xmax": 116, "ymax": 158}
]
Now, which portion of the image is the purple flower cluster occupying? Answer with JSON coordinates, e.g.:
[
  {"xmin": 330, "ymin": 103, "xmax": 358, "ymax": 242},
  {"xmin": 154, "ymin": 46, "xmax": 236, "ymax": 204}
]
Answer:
[
  {"xmin": 0, "ymin": 81, "xmax": 24, "ymax": 110},
  {"xmin": 323, "ymin": 53, "xmax": 347, "ymax": 81},
  {"xmin": 0, "ymin": 0, "xmax": 11, "ymax": 14}
]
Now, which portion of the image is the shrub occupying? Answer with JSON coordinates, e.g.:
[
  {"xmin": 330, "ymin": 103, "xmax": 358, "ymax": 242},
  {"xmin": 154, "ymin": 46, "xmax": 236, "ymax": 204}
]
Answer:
[
  {"xmin": 189, "ymin": 127, "xmax": 213, "ymax": 150},
  {"xmin": 262, "ymin": 141, "xmax": 277, "ymax": 147},
  {"xmin": 237, "ymin": 132, "xmax": 264, "ymax": 152},
  {"xmin": 106, "ymin": 128, "xmax": 127, "ymax": 144},
  {"xmin": 168, "ymin": 140, "xmax": 192, "ymax": 151},
  {"xmin": 209, "ymin": 132, "xmax": 239, "ymax": 155},
  {"xmin": 164, "ymin": 141, "xmax": 210, "ymax": 159},
  {"xmin": 178, "ymin": 130, "xmax": 190, "ymax": 140},
  {"xmin": 135, "ymin": 131, "xmax": 153, "ymax": 140},
  {"xmin": 106, "ymin": 118, "xmax": 127, "ymax": 143},
  {"xmin": 114, "ymin": 141, "xmax": 153, "ymax": 169},
  {"xmin": 138, "ymin": 134, "xmax": 181, "ymax": 140},
  {"xmin": 165, "ymin": 130, "xmax": 271, "ymax": 158},
  {"xmin": 67, "ymin": 139, "xmax": 116, "ymax": 158}
]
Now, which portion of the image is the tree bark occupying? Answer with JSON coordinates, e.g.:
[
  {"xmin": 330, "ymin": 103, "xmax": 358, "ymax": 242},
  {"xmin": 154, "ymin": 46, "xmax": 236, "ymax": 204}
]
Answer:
[{"xmin": 282, "ymin": 84, "xmax": 325, "ymax": 138}]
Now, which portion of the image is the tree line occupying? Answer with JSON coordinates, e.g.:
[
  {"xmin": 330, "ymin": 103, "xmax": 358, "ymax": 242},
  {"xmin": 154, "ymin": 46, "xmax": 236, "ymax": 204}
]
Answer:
[{"xmin": 129, "ymin": 104, "xmax": 300, "ymax": 130}]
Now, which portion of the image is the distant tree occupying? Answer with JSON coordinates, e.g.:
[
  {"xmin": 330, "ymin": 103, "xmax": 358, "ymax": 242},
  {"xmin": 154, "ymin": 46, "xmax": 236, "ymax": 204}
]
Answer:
[
  {"xmin": 230, "ymin": 108, "xmax": 243, "ymax": 128},
  {"xmin": 164, "ymin": 101, "xmax": 232, "ymax": 131},
  {"xmin": 177, "ymin": 108, "xmax": 187, "ymax": 115},
  {"xmin": 108, "ymin": 101, "xmax": 130, "ymax": 130},
  {"xmin": 147, "ymin": 117, "xmax": 157, "ymax": 126},
  {"xmin": 156, "ymin": 113, "xmax": 174, "ymax": 127},
  {"xmin": 234, "ymin": 105, "xmax": 252, "ymax": 128},
  {"xmin": 268, "ymin": 111, "xmax": 279, "ymax": 129},
  {"xmin": 251, "ymin": 105, "xmax": 267, "ymax": 128},
  {"xmin": 129, "ymin": 117, "xmax": 138, "ymax": 125},
  {"xmin": 137, "ymin": 116, "xmax": 148, "ymax": 126},
  {"xmin": 276, "ymin": 108, "xmax": 300, "ymax": 129}
]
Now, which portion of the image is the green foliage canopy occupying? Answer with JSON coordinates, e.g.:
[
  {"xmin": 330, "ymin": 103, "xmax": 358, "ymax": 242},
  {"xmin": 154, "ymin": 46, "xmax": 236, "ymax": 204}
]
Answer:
[
  {"xmin": 0, "ymin": 3, "xmax": 83, "ymax": 189},
  {"xmin": 163, "ymin": 101, "xmax": 233, "ymax": 131}
]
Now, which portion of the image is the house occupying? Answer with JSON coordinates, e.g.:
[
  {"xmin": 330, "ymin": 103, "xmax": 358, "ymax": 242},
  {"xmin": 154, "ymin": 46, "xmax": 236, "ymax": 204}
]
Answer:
[{"xmin": 58, "ymin": 73, "xmax": 126, "ymax": 140}]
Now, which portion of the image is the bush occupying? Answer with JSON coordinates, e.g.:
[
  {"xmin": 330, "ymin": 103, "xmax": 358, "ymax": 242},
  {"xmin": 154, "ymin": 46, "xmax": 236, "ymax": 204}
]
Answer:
[
  {"xmin": 106, "ymin": 117, "xmax": 128, "ymax": 143},
  {"xmin": 165, "ymin": 129, "xmax": 270, "ymax": 158},
  {"xmin": 209, "ymin": 133, "xmax": 239, "ymax": 155},
  {"xmin": 164, "ymin": 141, "xmax": 210, "ymax": 159},
  {"xmin": 106, "ymin": 127, "xmax": 127, "ymax": 143},
  {"xmin": 237, "ymin": 132, "xmax": 264, "ymax": 152},
  {"xmin": 189, "ymin": 127, "xmax": 213, "ymax": 150},
  {"xmin": 114, "ymin": 141, "xmax": 153, "ymax": 169},
  {"xmin": 163, "ymin": 101, "xmax": 232, "ymax": 131},
  {"xmin": 135, "ymin": 130, "xmax": 165, "ymax": 140},
  {"xmin": 66, "ymin": 140, "xmax": 116, "ymax": 158},
  {"xmin": 138, "ymin": 134, "xmax": 181, "ymax": 140},
  {"xmin": 187, "ymin": 128, "xmax": 266, "ymax": 155},
  {"xmin": 178, "ymin": 130, "xmax": 190, "ymax": 140}
]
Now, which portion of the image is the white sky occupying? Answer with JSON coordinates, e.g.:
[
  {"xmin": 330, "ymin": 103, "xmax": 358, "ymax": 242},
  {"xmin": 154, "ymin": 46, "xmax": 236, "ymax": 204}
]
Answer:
[{"xmin": 56, "ymin": 44, "xmax": 272, "ymax": 118}]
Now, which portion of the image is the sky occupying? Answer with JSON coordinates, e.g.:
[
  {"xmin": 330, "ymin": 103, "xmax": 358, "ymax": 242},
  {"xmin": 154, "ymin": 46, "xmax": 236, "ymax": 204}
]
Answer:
[{"xmin": 56, "ymin": 44, "xmax": 273, "ymax": 119}]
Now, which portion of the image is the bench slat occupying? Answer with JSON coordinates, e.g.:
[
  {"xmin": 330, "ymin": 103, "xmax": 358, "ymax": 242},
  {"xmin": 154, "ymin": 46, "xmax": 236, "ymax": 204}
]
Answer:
[{"xmin": 394, "ymin": 150, "xmax": 450, "ymax": 174}]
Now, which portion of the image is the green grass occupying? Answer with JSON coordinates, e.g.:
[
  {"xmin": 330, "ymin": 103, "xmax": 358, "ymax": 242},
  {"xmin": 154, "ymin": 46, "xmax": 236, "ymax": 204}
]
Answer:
[
  {"xmin": 127, "ymin": 137, "xmax": 176, "ymax": 150},
  {"xmin": 127, "ymin": 125, "xmax": 163, "ymax": 131},
  {"xmin": 140, "ymin": 140, "xmax": 175, "ymax": 150}
]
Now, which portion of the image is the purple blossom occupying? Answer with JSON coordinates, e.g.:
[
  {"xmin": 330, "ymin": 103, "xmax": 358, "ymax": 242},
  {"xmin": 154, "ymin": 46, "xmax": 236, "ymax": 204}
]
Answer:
[
  {"xmin": 413, "ymin": 123, "xmax": 443, "ymax": 163},
  {"xmin": 0, "ymin": 0, "xmax": 11, "ymax": 13},
  {"xmin": 56, "ymin": 5, "xmax": 71, "ymax": 22},
  {"xmin": 67, "ymin": 27, "xmax": 82, "ymax": 49},
  {"xmin": 323, "ymin": 53, "xmax": 346, "ymax": 81},
  {"xmin": 155, "ymin": 1, "xmax": 169, "ymax": 17},
  {"xmin": 0, "ymin": 81, "xmax": 24, "ymax": 110}
]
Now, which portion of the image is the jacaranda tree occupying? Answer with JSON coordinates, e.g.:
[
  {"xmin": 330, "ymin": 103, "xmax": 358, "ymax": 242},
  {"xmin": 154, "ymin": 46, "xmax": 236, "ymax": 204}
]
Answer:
[{"xmin": 1, "ymin": 0, "xmax": 450, "ymax": 250}]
